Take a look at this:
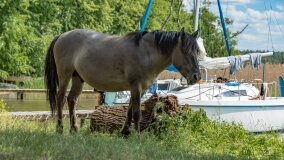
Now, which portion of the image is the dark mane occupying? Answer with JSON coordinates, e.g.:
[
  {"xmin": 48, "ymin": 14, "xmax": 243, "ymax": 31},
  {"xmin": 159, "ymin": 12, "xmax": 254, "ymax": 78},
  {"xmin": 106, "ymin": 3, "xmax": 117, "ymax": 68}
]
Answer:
[
  {"xmin": 125, "ymin": 31, "xmax": 148, "ymax": 46},
  {"xmin": 153, "ymin": 31, "xmax": 180, "ymax": 55},
  {"xmin": 126, "ymin": 30, "xmax": 199, "ymax": 55},
  {"xmin": 181, "ymin": 33, "xmax": 200, "ymax": 56}
]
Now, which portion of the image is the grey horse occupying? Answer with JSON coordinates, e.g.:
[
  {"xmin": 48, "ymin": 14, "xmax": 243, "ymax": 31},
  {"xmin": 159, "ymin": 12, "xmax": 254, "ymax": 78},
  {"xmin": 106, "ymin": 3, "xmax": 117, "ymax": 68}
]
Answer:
[{"xmin": 44, "ymin": 28, "xmax": 201, "ymax": 134}]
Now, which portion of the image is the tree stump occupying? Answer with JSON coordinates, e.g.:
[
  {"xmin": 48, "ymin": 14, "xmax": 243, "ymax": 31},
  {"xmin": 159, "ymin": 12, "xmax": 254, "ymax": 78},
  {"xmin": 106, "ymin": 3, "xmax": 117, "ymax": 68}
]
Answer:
[{"xmin": 90, "ymin": 94, "xmax": 180, "ymax": 133}]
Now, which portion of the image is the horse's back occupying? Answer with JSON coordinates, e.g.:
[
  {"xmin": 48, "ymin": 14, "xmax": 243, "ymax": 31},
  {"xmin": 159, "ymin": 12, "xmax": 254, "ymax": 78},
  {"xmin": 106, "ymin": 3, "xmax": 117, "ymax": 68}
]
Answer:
[
  {"xmin": 53, "ymin": 29, "xmax": 134, "ymax": 91},
  {"xmin": 52, "ymin": 29, "xmax": 158, "ymax": 91}
]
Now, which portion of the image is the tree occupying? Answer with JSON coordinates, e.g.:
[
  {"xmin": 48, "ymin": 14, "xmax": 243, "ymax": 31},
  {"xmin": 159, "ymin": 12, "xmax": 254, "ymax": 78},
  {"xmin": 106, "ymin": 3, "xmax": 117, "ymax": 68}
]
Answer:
[{"xmin": 0, "ymin": 0, "xmax": 243, "ymax": 78}]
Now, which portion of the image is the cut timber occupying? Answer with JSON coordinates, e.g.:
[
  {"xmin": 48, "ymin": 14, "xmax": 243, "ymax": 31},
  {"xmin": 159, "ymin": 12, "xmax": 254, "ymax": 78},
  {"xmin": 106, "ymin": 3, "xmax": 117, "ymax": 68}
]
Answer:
[{"xmin": 90, "ymin": 94, "xmax": 180, "ymax": 133}]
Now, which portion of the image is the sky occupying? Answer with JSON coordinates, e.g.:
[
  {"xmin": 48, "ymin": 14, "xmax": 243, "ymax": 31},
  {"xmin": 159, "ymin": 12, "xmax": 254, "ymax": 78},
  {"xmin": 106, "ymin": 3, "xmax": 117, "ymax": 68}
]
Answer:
[{"xmin": 184, "ymin": 0, "xmax": 284, "ymax": 51}]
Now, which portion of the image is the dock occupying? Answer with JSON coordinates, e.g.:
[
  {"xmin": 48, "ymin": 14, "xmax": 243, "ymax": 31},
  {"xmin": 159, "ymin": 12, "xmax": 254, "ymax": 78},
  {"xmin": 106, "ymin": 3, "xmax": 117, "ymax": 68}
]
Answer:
[
  {"xmin": 3, "ymin": 110, "xmax": 94, "ymax": 126},
  {"xmin": 0, "ymin": 89, "xmax": 96, "ymax": 99}
]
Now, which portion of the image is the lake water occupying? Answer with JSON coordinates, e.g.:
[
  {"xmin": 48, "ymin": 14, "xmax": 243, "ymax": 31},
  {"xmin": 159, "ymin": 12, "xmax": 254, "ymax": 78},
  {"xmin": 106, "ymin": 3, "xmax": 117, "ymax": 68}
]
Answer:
[
  {"xmin": 1, "ymin": 92, "xmax": 98, "ymax": 112},
  {"xmin": 2, "ymin": 92, "xmax": 283, "ymax": 139}
]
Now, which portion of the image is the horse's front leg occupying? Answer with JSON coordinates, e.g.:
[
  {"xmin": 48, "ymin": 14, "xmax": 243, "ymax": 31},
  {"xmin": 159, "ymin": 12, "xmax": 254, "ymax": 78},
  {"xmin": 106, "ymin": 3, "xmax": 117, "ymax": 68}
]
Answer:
[{"xmin": 121, "ymin": 84, "xmax": 142, "ymax": 135}]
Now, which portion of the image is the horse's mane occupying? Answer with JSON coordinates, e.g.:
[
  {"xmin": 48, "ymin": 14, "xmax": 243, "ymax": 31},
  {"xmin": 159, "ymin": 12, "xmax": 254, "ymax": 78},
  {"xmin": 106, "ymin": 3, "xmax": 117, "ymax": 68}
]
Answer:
[{"xmin": 125, "ymin": 30, "xmax": 199, "ymax": 55}]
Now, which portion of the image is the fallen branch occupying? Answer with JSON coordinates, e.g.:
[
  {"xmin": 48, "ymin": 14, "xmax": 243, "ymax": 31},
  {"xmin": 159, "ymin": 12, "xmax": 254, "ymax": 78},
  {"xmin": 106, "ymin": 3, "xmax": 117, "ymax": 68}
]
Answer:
[
  {"xmin": 177, "ymin": 0, "xmax": 183, "ymax": 28},
  {"xmin": 90, "ymin": 94, "xmax": 180, "ymax": 133}
]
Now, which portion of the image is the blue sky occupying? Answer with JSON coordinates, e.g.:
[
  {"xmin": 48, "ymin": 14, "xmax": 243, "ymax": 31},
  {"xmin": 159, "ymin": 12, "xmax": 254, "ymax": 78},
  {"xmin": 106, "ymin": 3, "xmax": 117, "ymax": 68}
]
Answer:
[{"xmin": 185, "ymin": 0, "xmax": 284, "ymax": 51}]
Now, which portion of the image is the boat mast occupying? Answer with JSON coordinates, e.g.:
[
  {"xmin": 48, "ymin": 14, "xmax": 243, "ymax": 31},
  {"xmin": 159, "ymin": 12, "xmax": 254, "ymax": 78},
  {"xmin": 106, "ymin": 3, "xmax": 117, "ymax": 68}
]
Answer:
[
  {"xmin": 193, "ymin": 0, "xmax": 200, "ymax": 32},
  {"xmin": 140, "ymin": 0, "xmax": 154, "ymax": 31},
  {"xmin": 217, "ymin": 0, "xmax": 231, "ymax": 56}
]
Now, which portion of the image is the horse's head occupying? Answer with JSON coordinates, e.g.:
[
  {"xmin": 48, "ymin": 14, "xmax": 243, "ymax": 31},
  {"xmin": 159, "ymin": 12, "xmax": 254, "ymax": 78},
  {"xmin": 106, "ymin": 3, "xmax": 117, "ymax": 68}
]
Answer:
[{"xmin": 172, "ymin": 28, "xmax": 201, "ymax": 85}]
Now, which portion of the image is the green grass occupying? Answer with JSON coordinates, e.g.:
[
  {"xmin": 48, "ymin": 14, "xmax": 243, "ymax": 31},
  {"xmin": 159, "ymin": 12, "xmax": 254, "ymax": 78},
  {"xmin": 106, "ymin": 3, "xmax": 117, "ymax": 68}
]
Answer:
[{"xmin": 1, "ymin": 102, "xmax": 283, "ymax": 160}]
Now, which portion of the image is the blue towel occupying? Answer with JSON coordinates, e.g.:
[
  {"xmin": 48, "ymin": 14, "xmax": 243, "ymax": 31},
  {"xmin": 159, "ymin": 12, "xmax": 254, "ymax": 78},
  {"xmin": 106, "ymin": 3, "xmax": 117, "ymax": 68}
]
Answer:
[
  {"xmin": 149, "ymin": 81, "xmax": 157, "ymax": 94},
  {"xmin": 105, "ymin": 92, "xmax": 116, "ymax": 106},
  {"xmin": 280, "ymin": 76, "xmax": 284, "ymax": 97},
  {"xmin": 228, "ymin": 55, "xmax": 243, "ymax": 74}
]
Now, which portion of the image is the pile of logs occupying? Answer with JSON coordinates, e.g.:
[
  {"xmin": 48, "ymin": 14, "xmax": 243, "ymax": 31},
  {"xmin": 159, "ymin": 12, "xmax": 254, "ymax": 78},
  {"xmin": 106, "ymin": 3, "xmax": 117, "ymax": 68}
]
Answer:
[{"xmin": 90, "ymin": 94, "xmax": 180, "ymax": 133}]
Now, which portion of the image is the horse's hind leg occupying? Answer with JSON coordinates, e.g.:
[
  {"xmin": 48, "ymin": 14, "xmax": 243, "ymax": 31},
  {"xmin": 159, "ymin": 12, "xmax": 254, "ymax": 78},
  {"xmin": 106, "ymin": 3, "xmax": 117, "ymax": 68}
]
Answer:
[
  {"xmin": 121, "ymin": 99, "xmax": 133, "ymax": 135},
  {"xmin": 56, "ymin": 77, "xmax": 70, "ymax": 134},
  {"xmin": 67, "ymin": 73, "xmax": 84, "ymax": 133}
]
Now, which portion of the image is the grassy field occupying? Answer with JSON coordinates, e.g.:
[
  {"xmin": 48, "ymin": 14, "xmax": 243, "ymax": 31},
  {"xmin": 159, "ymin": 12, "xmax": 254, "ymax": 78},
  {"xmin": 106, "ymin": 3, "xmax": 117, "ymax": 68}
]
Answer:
[{"xmin": 1, "ymin": 100, "xmax": 283, "ymax": 160}]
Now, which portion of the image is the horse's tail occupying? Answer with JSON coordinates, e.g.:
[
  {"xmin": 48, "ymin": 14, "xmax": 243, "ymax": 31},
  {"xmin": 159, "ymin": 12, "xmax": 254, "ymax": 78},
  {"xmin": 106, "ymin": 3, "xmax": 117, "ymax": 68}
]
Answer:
[{"xmin": 44, "ymin": 35, "xmax": 60, "ymax": 117}]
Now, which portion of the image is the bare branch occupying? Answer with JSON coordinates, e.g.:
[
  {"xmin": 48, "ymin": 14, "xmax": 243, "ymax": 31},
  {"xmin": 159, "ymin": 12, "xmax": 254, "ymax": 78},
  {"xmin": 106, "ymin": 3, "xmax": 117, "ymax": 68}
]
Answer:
[
  {"xmin": 231, "ymin": 24, "xmax": 249, "ymax": 38},
  {"xmin": 177, "ymin": 0, "xmax": 183, "ymax": 28},
  {"xmin": 161, "ymin": 0, "xmax": 174, "ymax": 30}
]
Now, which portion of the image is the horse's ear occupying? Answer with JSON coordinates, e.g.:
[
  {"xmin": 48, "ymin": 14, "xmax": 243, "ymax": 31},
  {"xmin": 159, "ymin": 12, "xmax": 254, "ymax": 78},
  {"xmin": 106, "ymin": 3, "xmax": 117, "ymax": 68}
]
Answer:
[
  {"xmin": 180, "ymin": 27, "xmax": 185, "ymax": 39},
  {"xmin": 192, "ymin": 30, "xmax": 199, "ymax": 39}
]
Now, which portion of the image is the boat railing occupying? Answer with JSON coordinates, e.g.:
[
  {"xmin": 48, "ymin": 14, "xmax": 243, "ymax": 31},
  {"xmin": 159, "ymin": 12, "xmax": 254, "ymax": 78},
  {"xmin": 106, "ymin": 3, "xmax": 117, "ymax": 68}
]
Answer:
[
  {"xmin": 195, "ymin": 81, "xmax": 281, "ymax": 101},
  {"xmin": 253, "ymin": 81, "xmax": 280, "ymax": 98}
]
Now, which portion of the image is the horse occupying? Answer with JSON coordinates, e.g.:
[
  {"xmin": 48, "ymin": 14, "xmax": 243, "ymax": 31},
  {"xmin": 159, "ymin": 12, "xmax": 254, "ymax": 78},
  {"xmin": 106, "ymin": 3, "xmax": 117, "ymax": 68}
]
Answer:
[{"xmin": 44, "ymin": 28, "xmax": 201, "ymax": 134}]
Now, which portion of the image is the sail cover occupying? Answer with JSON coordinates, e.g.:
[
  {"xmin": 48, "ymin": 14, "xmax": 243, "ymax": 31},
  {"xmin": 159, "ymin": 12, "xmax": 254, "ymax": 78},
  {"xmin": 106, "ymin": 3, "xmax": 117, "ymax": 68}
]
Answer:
[
  {"xmin": 199, "ymin": 52, "xmax": 273, "ymax": 70},
  {"xmin": 165, "ymin": 36, "xmax": 273, "ymax": 72}
]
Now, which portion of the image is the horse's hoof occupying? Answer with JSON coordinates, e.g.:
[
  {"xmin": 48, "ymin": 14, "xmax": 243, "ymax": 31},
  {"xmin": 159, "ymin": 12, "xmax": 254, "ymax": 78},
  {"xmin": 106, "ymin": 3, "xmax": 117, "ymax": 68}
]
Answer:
[
  {"xmin": 56, "ymin": 126, "xmax": 63, "ymax": 134},
  {"xmin": 121, "ymin": 128, "xmax": 131, "ymax": 136},
  {"xmin": 70, "ymin": 126, "xmax": 79, "ymax": 134}
]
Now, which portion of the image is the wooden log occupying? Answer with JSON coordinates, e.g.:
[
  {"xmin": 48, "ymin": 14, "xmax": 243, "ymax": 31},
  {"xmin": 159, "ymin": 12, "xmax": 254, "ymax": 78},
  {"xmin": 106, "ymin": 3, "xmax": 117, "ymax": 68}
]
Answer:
[{"xmin": 90, "ymin": 94, "xmax": 180, "ymax": 133}]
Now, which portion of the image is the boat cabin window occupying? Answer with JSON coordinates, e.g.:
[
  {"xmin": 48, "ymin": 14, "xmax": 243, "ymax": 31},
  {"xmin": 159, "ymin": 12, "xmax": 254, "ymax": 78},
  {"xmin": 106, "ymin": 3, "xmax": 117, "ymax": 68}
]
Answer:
[
  {"xmin": 157, "ymin": 84, "xmax": 169, "ymax": 90},
  {"xmin": 215, "ymin": 90, "xmax": 247, "ymax": 97}
]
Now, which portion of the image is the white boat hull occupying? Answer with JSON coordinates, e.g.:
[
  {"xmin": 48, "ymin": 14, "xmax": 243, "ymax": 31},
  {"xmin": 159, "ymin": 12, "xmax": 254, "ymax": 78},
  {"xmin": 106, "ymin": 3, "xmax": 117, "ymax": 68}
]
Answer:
[
  {"xmin": 183, "ymin": 98, "xmax": 284, "ymax": 132},
  {"xmin": 114, "ymin": 80, "xmax": 284, "ymax": 133}
]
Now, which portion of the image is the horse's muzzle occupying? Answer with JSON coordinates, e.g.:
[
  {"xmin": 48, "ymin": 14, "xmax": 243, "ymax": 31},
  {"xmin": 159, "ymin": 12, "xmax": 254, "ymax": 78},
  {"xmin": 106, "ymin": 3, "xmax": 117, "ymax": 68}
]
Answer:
[{"xmin": 186, "ymin": 73, "xmax": 201, "ymax": 85}]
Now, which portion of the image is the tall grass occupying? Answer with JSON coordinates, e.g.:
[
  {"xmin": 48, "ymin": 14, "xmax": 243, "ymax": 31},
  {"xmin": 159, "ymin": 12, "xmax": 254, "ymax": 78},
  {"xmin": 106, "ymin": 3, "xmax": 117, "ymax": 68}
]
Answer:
[
  {"xmin": 0, "ymin": 102, "xmax": 283, "ymax": 160},
  {"xmin": 158, "ymin": 64, "xmax": 284, "ymax": 83}
]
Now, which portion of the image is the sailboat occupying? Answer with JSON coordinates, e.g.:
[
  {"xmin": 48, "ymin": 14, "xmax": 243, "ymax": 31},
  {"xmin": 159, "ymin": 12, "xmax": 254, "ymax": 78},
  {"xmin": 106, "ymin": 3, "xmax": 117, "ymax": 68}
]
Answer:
[{"xmin": 114, "ymin": 0, "xmax": 284, "ymax": 132}]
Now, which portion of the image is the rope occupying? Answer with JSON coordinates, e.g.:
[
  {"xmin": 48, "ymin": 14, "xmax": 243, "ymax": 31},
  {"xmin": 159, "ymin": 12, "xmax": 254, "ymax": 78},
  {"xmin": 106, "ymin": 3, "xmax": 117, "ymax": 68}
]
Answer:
[
  {"xmin": 185, "ymin": 88, "xmax": 211, "ymax": 99},
  {"xmin": 268, "ymin": 0, "xmax": 284, "ymax": 39},
  {"xmin": 199, "ymin": 0, "xmax": 202, "ymax": 37},
  {"xmin": 263, "ymin": 0, "xmax": 275, "ymax": 52}
]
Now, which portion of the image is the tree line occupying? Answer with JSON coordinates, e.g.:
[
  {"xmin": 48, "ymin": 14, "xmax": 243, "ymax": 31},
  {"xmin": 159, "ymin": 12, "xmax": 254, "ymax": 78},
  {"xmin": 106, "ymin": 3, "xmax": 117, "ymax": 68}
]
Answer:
[{"xmin": 0, "ymin": 0, "xmax": 242, "ymax": 78}]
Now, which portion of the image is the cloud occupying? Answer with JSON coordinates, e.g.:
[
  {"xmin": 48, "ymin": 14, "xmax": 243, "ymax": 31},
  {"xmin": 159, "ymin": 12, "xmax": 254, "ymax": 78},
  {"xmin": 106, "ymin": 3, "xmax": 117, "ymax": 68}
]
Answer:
[
  {"xmin": 212, "ymin": 5, "xmax": 284, "ymax": 51},
  {"xmin": 276, "ymin": 5, "xmax": 284, "ymax": 11},
  {"xmin": 183, "ymin": 0, "xmax": 284, "ymax": 51}
]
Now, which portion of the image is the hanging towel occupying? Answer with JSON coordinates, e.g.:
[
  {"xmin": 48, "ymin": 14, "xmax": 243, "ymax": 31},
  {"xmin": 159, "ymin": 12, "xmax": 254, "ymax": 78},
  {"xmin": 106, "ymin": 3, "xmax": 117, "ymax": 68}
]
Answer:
[
  {"xmin": 228, "ymin": 55, "xmax": 243, "ymax": 74},
  {"xmin": 105, "ymin": 92, "xmax": 117, "ymax": 106},
  {"xmin": 149, "ymin": 80, "xmax": 157, "ymax": 94},
  {"xmin": 249, "ymin": 53, "xmax": 262, "ymax": 69},
  {"xmin": 279, "ymin": 76, "xmax": 284, "ymax": 97}
]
